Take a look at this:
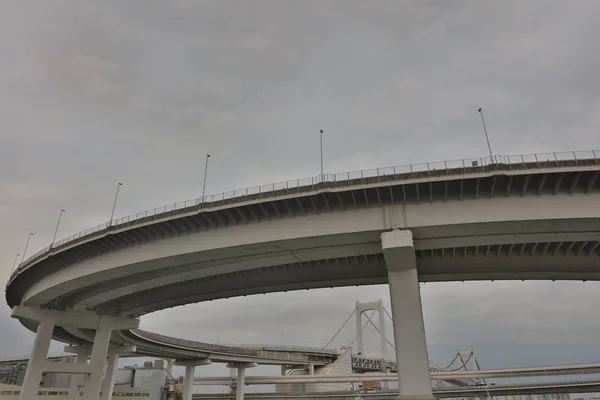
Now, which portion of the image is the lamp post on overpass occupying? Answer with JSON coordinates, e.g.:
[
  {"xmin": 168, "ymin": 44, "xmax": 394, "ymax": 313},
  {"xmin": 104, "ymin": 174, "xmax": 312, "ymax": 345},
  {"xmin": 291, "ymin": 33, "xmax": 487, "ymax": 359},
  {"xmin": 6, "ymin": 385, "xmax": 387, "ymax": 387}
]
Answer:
[
  {"xmin": 202, "ymin": 153, "xmax": 211, "ymax": 203},
  {"xmin": 477, "ymin": 108, "xmax": 494, "ymax": 163},
  {"xmin": 10, "ymin": 253, "xmax": 20, "ymax": 275},
  {"xmin": 109, "ymin": 183, "xmax": 123, "ymax": 226},
  {"xmin": 19, "ymin": 233, "xmax": 33, "ymax": 267},
  {"xmin": 320, "ymin": 129, "xmax": 324, "ymax": 182},
  {"xmin": 51, "ymin": 209, "xmax": 65, "ymax": 248}
]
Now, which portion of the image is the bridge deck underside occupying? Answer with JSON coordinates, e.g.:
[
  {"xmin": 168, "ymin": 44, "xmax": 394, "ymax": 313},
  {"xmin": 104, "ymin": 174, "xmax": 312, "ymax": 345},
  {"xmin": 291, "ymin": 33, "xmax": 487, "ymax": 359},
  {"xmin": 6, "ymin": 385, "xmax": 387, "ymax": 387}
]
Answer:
[
  {"xmin": 5, "ymin": 160, "xmax": 600, "ymax": 363},
  {"xmin": 7, "ymin": 163, "xmax": 600, "ymax": 315}
]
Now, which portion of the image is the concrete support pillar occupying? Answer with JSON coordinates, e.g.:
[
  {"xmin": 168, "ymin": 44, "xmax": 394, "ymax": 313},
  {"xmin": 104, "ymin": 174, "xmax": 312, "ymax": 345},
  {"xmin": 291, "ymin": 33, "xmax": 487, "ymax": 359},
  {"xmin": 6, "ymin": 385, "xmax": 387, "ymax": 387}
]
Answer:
[
  {"xmin": 11, "ymin": 307, "xmax": 139, "ymax": 400},
  {"xmin": 19, "ymin": 321, "xmax": 54, "ymax": 400},
  {"xmin": 84, "ymin": 328, "xmax": 112, "ymax": 400},
  {"xmin": 182, "ymin": 364, "xmax": 195, "ymax": 400},
  {"xmin": 381, "ymin": 230, "xmax": 434, "ymax": 400},
  {"xmin": 307, "ymin": 364, "xmax": 314, "ymax": 375},
  {"xmin": 230, "ymin": 368, "xmax": 237, "ymax": 394},
  {"xmin": 177, "ymin": 359, "xmax": 210, "ymax": 400},
  {"xmin": 166, "ymin": 359, "xmax": 174, "ymax": 377},
  {"xmin": 99, "ymin": 352, "xmax": 119, "ymax": 400},
  {"xmin": 67, "ymin": 346, "xmax": 90, "ymax": 400},
  {"xmin": 355, "ymin": 301, "xmax": 363, "ymax": 355},
  {"xmin": 280, "ymin": 365, "xmax": 287, "ymax": 376},
  {"xmin": 227, "ymin": 363, "xmax": 256, "ymax": 400},
  {"xmin": 236, "ymin": 367, "xmax": 246, "ymax": 400}
]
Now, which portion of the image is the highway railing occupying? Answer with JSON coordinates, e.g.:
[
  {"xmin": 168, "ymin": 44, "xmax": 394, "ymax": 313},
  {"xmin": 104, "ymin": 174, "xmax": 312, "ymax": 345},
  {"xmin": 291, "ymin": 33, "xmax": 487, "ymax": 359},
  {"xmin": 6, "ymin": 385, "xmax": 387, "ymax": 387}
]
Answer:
[
  {"xmin": 190, "ymin": 379, "xmax": 600, "ymax": 398},
  {"xmin": 13, "ymin": 150, "xmax": 600, "ymax": 277},
  {"xmin": 218, "ymin": 343, "xmax": 341, "ymax": 355},
  {"xmin": 129, "ymin": 329, "xmax": 339, "ymax": 364}
]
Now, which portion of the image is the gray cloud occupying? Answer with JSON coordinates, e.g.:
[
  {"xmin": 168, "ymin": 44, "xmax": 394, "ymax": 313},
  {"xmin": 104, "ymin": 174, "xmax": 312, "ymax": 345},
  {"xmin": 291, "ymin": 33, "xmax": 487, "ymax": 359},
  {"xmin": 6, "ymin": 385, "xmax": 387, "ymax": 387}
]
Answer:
[{"xmin": 2, "ymin": 0, "xmax": 600, "ymax": 381}]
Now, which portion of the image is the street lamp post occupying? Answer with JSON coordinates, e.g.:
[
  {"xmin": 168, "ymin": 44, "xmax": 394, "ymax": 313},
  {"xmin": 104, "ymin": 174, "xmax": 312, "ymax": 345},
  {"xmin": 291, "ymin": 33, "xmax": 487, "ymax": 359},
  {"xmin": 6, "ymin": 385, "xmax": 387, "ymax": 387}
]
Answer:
[
  {"xmin": 109, "ymin": 183, "xmax": 123, "ymax": 226},
  {"xmin": 320, "ymin": 129, "xmax": 324, "ymax": 182},
  {"xmin": 20, "ymin": 233, "xmax": 34, "ymax": 267},
  {"xmin": 202, "ymin": 154, "xmax": 211, "ymax": 203},
  {"xmin": 10, "ymin": 253, "xmax": 20, "ymax": 275},
  {"xmin": 478, "ymin": 108, "xmax": 494, "ymax": 163},
  {"xmin": 51, "ymin": 209, "xmax": 66, "ymax": 248}
]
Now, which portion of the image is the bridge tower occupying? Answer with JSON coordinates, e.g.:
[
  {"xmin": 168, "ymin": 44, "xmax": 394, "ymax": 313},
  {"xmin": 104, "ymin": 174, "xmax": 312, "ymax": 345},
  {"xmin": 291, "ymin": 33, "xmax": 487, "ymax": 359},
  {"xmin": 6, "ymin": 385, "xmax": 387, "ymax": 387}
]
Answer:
[{"xmin": 355, "ymin": 299, "xmax": 388, "ymax": 370}]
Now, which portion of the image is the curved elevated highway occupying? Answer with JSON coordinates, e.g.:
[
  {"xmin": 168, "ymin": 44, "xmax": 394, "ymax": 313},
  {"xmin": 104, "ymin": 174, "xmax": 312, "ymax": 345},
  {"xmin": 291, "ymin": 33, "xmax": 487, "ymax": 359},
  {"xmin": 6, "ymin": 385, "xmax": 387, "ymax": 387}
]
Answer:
[{"xmin": 6, "ymin": 151, "xmax": 600, "ymax": 400}]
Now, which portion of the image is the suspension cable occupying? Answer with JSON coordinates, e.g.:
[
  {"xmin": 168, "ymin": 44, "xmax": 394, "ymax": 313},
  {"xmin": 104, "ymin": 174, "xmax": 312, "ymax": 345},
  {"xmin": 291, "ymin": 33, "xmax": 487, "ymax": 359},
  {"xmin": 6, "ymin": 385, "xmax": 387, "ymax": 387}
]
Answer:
[
  {"xmin": 444, "ymin": 352, "xmax": 461, "ymax": 370},
  {"xmin": 363, "ymin": 312, "xmax": 395, "ymax": 350},
  {"xmin": 384, "ymin": 307, "xmax": 393, "ymax": 321},
  {"xmin": 446, "ymin": 351, "xmax": 474, "ymax": 372},
  {"xmin": 347, "ymin": 311, "xmax": 375, "ymax": 348},
  {"xmin": 364, "ymin": 312, "xmax": 443, "ymax": 369},
  {"xmin": 321, "ymin": 310, "xmax": 356, "ymax": 350}
]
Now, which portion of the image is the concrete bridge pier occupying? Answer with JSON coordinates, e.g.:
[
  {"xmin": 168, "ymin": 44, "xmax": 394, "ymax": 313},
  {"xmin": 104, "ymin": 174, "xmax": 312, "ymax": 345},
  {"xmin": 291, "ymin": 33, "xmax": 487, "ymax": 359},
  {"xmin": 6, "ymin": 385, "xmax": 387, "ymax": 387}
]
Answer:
[
  {"xmin": 382, "ymin": 230, "xmax": 434, "ymax": 400},
  {"xmin": 99, "ymin": 345, "xmax": 136, "ymax": 400},
  {"xmin": 64, "ymin": 345, "xmax": 91, "ymax": 400},
  {"xmin": 18, "ymin": 320, "xmax": 54, "ymax": 400},
  {"xmin": 228, "ymin": 362, "xmax": 257, "ymax": 400},
  {"xmin": 10, "ymin": 306, "xmax": 139, "ymax": 400},
  {"xmin": 179, "ymin": 359, "xmax": 211, "ymax": 400}
]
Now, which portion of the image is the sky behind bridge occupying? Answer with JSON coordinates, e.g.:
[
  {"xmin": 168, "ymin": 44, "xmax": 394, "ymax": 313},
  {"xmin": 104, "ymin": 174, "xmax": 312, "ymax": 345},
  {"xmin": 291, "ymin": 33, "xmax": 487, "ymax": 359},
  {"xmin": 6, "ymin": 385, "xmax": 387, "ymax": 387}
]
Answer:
[{"xmin": 1, "ymin": 0, "xmax": 600, "ymax": 380}]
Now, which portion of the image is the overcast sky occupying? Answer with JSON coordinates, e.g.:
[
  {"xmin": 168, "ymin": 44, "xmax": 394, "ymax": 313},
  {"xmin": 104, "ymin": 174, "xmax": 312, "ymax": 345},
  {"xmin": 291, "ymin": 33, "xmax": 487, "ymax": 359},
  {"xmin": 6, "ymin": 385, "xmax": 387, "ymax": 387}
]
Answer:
[{"xmin": 2, "ymin": 0, "xmax": 600, "ymax": 383}]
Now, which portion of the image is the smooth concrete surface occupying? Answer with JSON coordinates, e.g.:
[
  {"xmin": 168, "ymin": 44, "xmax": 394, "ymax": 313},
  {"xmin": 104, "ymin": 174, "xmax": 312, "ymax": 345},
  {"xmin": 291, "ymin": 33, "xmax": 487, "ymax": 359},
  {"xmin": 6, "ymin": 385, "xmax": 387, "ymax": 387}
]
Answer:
[
  {"xmin": 227, "ymin": 363, "xmax": 257, "ymax": 400},
  {"xmin": 17, "ymin": 193, "xmax": 600, "ymax": 312},
  {"xmin": 67, "ymin": 346, "xmax": 90, "ymax": 400},
  {"xmin": 18, "ymin": 321, "xmax": 54, "ymax": 400},
  {"xmin": 236, "ymin": 368, "xmax": 245, "ymax": 400},
  {"xmin": 382, "ymin": 230, "xmax": 434, "ymax": 400},
  {"xmin": 180, "ymin": 360, "xmax": 211, "ymax": 400},
  {"xmin": 99, "ymin": 352, "xmax": 119, "ymax": 400},
  {"xmin": 183, "ymin": 365, "xmax": 196, "ymax": 400},
  {"xmin": 4, "ymin": 161, "xmax": 600, "ymax": 387},
  {"xmin": 11, "ymin": 306, "xmax": 139, "ymax": 330},
  {"xmin": 84, "ymin": 328, "xmax": 112, "ymax": 400}
]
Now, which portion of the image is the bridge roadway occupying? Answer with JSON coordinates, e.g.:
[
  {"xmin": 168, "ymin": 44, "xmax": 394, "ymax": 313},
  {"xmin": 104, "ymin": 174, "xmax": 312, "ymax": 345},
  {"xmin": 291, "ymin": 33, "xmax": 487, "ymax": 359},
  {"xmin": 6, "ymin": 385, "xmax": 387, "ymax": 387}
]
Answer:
[
  {"xmin": 6, "ymin": 151, "xmax": 600, "ymax": 400},
  {"xmin": 193, "ymin": 363, "xmax": 600, "ymax": 385},
  {"xmin": 97, "ymin": 328, "xmax": 475, "ymax": 386},
  {"xmin": 118, "ymin": 329, "xmax": 451, "ymax": 375},
  {"xmin": 190, "ymin": 379, "xmax": 600, "ymax": 399}
]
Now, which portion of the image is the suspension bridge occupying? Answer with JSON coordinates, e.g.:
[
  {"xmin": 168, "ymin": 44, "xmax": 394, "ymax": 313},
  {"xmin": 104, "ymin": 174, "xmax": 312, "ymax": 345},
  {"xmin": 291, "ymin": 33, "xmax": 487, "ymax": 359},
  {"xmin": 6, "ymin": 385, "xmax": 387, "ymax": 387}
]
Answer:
[{"xmin": 315, "ymin": 300, "xmax": 482, "ymax": 376}]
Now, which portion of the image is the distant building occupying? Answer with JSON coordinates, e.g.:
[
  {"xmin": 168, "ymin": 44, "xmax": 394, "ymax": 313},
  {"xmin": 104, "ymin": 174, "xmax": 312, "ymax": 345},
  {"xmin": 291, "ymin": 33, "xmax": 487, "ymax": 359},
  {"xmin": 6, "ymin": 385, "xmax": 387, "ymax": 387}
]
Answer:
[
  {"xmin": 0, "ymin": 363, "xmax": 25, "ymax": 386},
  {"xmin": 0, "ymin": 358, "xmax": 164, "ymax": 400},
  {"xmin": 0, "ymin": 356, "xmax": 74, "ymax": 388},
  {"xmin": 509, "ymin": 395, "xmax": 571, "ymax": 400},
  {"xmin": 0, "ymin": 383, "xmax": 151, "ymax": 399},
  {"xmin": 114, "ymin": 361, "xmax": 167, "ymax": 400}
]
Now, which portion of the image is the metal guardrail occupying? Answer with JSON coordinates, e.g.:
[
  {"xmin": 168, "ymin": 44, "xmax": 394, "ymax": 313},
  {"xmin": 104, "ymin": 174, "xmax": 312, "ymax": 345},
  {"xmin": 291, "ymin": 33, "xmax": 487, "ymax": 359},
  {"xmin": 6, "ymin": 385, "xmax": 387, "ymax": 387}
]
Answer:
[
  {"xmin": 219, "ymin": 343, "xmax": 341, "ymax": 355},
  {"xmin": 131, "ymin": 329, "xmax": 338, "ymax": 364},
  {"xmin": 13, "ymin": 150, "xmax": 600, "ymax": 276},
  {"xmin": 191, "ymin": 379, "xmax": 600, "ymax": 398}
]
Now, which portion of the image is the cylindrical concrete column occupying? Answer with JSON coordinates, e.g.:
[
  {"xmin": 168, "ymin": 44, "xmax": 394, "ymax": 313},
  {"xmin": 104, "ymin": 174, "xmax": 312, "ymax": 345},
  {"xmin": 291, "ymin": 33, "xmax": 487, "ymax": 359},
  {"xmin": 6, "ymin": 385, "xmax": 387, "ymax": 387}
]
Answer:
[
  {"xmin": 382, "ymin": 230, "xmax": 434, "ymax": 400},
  {"xmin": 230, "ymin": 367, "xmax": 237, "ymax": 393},
  {"xmin": 355, "ymin": 302, "xmax": 364, "ymax": 355},
  {"xmin": 84, "ymin": 328, "xmax": 112, "ymax": 400},
  {"xmin": 99, "ymin": 352, "xmax": 119, "ymax": 400},
  {"xmin": 68, "ymin": 347, "xmax": 90, "ymax": 400},
  {"xmin": 236, "ymin": 367, "xmax": 246, "ymax": 400},
  {"xmin": 182, "ymin": 365, "xmax": 195, "ymax": 400},
  {"xmin": 19, "ymin": 321, "xmax": 54, "ymax": 400},
  {"xmin": 166, "ymin": 359, "xmax": 174, "ymax": 377},
  {"xmin": 378, "ymin": 299, "xmax": 388, "ymax": 371}
]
